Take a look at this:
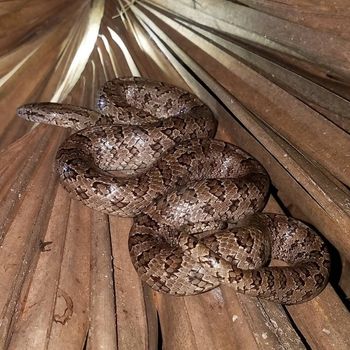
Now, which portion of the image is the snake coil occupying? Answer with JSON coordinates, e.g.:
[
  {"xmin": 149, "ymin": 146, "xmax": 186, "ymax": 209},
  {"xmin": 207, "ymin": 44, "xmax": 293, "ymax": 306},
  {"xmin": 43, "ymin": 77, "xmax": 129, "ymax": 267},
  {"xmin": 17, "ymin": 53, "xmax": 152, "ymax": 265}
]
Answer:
[{"xmin": 17, "ymin": 77, "xmax": 330, "ymax": 304}]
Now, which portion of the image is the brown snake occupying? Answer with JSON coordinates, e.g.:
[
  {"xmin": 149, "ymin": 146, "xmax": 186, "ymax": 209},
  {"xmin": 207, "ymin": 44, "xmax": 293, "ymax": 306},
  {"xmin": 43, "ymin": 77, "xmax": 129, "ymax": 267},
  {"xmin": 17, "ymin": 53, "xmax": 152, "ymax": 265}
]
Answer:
[{"xmin": 17, "ymin": 77, "xmax": 330, "ymax": 304}]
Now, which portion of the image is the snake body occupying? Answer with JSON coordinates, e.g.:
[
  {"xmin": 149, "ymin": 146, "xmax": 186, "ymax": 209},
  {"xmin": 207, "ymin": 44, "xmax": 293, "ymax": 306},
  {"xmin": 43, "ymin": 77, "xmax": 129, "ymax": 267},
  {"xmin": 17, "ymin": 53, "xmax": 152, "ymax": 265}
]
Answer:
[{"xmin": 17, "ymin": 77, "xmax": 330, "ymax": 304}]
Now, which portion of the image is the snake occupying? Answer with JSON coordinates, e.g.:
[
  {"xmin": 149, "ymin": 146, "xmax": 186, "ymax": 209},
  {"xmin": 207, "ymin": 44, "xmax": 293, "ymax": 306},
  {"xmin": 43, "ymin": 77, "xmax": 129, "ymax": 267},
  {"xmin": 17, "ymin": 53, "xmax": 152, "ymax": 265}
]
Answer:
[{"xmin": 17, "ymin": 77, "xmax": 330, "ymax": 304}]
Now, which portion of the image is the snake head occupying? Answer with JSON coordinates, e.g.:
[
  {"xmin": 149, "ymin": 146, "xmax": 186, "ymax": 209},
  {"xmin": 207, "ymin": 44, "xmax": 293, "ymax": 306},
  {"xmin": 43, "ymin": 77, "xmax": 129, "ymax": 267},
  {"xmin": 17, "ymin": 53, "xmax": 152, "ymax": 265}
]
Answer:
[
  {"xmin": 16, "ymin": 102, "xmax": 100, "ymax": 130},
  {"xmin": 16, "ymin": 103, "xmax": 41, "ymax": 122}
]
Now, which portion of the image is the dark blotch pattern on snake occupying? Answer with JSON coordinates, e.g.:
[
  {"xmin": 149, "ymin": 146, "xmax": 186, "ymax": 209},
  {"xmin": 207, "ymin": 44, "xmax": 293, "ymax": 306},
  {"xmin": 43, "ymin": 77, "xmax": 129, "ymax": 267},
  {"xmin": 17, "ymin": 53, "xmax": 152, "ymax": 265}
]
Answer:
[{"xmin": 17, "ymin": 77, "xmax": 330, "ymax": 304}]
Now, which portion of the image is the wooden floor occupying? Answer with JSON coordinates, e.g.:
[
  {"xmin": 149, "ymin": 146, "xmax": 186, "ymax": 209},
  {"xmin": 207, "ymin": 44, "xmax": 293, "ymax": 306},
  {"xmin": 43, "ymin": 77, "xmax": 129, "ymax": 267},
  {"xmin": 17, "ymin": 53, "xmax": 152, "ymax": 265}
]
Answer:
[{"xmin": 0, "ymin": 0, "xmax": 349, "ymax": 349}]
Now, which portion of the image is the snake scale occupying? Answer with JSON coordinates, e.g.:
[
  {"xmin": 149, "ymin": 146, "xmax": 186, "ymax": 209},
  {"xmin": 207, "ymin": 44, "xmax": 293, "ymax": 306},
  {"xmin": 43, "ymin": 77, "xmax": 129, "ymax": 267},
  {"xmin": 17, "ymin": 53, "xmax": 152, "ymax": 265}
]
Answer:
[{"xmin": 17, "ymin": 77, "xmax": 330, "ymax": 304}]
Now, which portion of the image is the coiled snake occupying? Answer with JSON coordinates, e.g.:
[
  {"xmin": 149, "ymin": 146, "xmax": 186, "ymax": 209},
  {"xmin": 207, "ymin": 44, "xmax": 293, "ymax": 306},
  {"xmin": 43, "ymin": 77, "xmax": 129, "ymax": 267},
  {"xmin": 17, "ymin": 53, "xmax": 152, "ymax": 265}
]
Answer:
[{"xmin": 17, "ymin": 77, "xmax": 330, "ymax": 304}]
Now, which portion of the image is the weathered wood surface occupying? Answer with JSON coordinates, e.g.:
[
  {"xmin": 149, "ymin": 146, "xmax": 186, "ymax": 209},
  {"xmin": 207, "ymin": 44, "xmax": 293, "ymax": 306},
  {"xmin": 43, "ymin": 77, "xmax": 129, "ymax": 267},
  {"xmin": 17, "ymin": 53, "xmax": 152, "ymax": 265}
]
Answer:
[{"xmin": 0, "ymin": 0, "xmax": 349, "ymax": 349}]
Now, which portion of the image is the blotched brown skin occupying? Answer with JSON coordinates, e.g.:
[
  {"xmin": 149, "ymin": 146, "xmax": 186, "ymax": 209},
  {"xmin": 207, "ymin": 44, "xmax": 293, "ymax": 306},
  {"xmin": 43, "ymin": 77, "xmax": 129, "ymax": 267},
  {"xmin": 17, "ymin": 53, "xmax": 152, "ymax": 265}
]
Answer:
[{"xmin": 17, "ymin": 77, "xmax": 330, "ymax": 304}]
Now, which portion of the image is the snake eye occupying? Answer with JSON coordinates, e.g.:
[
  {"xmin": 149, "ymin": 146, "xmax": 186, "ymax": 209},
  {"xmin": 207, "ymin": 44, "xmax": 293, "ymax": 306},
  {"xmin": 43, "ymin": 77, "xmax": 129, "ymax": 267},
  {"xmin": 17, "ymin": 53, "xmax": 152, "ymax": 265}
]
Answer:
[{"xmin": 96, "ymin": 96, "xmax": 107, "ymax": 111}]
